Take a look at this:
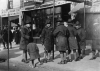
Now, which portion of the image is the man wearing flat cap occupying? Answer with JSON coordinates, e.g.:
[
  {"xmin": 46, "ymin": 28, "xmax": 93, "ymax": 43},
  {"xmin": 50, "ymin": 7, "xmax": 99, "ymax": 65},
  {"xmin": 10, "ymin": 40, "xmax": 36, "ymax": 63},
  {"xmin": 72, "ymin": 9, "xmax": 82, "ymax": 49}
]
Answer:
[{"xmin": 20, "ymin": 23, "xmax": 31, "ymax": 63}]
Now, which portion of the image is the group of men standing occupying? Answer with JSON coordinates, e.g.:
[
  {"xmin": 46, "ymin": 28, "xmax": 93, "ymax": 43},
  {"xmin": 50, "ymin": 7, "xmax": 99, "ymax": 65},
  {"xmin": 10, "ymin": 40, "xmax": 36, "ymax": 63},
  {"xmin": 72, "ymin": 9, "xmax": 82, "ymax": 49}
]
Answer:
[
  {"xmin": 40, "ymin": 19, "xmax": 86, "ymax": 64},
  {"xmin": 0, "ymin": 26, "xmax": 21, "ymax": 49},
  {"xmin": 19, "ymin": 18, "xmax": 100, "ymax": 65}
]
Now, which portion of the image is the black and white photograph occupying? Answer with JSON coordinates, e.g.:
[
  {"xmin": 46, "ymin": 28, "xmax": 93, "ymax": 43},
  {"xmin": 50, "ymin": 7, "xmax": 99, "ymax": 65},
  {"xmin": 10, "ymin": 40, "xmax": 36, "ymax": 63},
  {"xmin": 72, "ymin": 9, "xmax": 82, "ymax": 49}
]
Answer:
[{"xmin": 0, "ymin": 0, "xmax": 100, "ymax": 71}]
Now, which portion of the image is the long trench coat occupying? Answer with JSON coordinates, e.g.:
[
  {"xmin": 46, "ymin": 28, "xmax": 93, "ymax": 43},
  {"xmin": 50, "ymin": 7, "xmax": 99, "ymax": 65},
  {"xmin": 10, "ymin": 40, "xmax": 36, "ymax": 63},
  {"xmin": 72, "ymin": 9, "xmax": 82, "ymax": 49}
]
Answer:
[
  {"xmin": 41, "ymin": 27, "xmax": 54, "ymax": 51},
  {"xmin": 67, "ymin": 25, "xmax": 78, "ymax": 50},
  {"xmin": 76, "ymin": 27, "xmax": 86, "ymax": 50},
  {"xmin": 20, "ymin": 26, "xmax": 30, "ymax": 51},
  {"xmin": 27, "ymin": 43, "xmax": 40, "ymax": 60},
  {"xmin": 53, "ymin": 24, "xmax": 69, "ymax": 51}
]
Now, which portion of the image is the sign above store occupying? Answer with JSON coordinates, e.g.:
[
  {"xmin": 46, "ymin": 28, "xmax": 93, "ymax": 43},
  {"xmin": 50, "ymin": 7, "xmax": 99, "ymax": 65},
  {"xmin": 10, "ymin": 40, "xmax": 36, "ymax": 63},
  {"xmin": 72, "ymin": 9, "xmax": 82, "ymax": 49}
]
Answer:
[
  {"xmin": 1, "ymin": 10, "xmax": 8, "ymax": 17},
  {"xmin": 1, "ymin": 8, "xmax": 20, "ymax": 17},
  {"xmin": 8, "ymin": 8, "xmax": 20, "ymax": 16}
]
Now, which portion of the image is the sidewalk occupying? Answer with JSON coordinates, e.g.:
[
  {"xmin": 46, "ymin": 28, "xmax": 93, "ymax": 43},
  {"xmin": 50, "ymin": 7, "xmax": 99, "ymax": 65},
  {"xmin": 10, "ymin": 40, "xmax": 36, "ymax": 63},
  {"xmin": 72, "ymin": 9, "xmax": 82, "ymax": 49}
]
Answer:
[
  {"xmin": 0, "ymin": 43, "xmax": 100, "ymax": 71},
  {"xmin": 37, "ymin": 44, "xmax": 100, "ymax": 71}
]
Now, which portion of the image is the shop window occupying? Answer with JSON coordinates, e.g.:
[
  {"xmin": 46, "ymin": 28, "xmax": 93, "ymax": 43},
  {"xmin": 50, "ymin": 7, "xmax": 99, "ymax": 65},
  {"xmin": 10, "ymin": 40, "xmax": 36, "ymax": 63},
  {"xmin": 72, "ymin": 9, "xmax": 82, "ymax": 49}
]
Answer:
[
  {"xmin": 46, "ymin": 8, "xmax": 51, "ymax": 15},
  {"xmin": 55, "ymin": 7, "xmax": 61, "ymax": 14}
]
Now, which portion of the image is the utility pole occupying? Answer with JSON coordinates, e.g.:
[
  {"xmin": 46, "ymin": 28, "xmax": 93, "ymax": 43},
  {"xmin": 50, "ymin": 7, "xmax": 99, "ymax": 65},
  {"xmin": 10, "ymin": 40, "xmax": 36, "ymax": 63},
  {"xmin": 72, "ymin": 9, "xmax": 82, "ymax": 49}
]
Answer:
[
  {"xmin": 7, "ymin": 0, "xmax": 10, "ymax": 71},
  {"xmin": 84, "ymin": 0, "xmax": 86, "ymax": 29},
  {"xmin": 52, "ymin": 0, "xmax": 55, "ymax": 59}
]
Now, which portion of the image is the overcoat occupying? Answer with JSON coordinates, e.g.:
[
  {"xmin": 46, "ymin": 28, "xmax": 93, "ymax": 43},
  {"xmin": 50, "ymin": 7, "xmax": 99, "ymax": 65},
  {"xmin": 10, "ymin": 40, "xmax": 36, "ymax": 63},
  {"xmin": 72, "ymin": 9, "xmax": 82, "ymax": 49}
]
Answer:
[
  {"xmin": 20, "ymin": 26, "xmax": 30, "ymax": 50},
  {"xmin": 41, "ymin": 27, "xmax": 54, "ymax": 51},
  {"xmin": 53, "ymin": 24, "xmax": 69, "ymax": 51},
  {"xmin": 2, "ymin": 29, "xmax": 13, "ymax": 43},
  {"xmin": 76, "ymin": 27, "xmax": 86, "ymax": 50},
  {"xmin": 67, "ymin": 25, "xmax": 78, "ymax": 50},
  {"xmin": 27, "ymin": 43, "xmax": 40, "ymax": 60}
]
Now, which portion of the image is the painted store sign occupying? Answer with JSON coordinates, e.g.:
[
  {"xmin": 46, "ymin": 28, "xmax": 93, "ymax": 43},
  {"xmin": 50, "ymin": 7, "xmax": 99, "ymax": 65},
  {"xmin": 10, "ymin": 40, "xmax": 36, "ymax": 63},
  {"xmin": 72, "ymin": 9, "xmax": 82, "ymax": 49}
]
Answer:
[{"xmin": 1, "ymin": 8, "xmax": 20, "ymax": 17}]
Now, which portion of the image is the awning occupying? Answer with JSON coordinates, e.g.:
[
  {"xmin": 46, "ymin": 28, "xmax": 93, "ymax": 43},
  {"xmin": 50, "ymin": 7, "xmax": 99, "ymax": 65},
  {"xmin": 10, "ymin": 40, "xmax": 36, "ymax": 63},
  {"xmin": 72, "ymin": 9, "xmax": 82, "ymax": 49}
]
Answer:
[
  {"xmin": 11, "ymin": 23, "xmax": 17, "ymax": 27},
  {"xmin": 67, "ymin": 0, "xmax": 84, "ymax": 3},
  {"xmin": 69, "ymin": 2, "xmax": 91, "ymax": 14},
  {"xmin": 9, "ymin": 15, "xmax": 19, "ymax": 21}
]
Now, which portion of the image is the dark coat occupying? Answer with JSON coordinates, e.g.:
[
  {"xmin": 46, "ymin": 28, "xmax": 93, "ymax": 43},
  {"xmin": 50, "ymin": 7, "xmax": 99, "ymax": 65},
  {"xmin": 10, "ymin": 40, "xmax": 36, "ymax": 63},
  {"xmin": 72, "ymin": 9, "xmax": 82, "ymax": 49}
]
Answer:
[
  {"xmin": 41, "ymin": 27, "xmax": 54, "ymax": 51},
  {"xmin": 76, "ymin": 27, "xmax": 86, "ymax": 49},
  {"xmin": 27, "ymin": 43, "xmax": 40, "ymax": 60},
  {"xmin": 20, "ymin": 26, "xmax": 30, "ymax": 50},
  {"xmin": 2, "ymin": 29, "xmax": 13, "ymax": 43},
  {"xmin": 53, "ymin": 25, "xmax": 69, "ymax": 51},
  {"xmin": 15, "ymin": 30, "xmax": 21, "ymax": 44},
  {"xmin": 67, "ymin": 26, "xmax": 78, "ymax": 50}
]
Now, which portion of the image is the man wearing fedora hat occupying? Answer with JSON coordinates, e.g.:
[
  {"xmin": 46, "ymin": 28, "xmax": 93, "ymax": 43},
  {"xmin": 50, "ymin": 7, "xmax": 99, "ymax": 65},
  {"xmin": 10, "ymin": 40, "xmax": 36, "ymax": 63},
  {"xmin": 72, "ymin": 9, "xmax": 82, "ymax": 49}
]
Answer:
[{"xmin": 20, "ymin": 23, "xmax": 31, "ymax": 63}]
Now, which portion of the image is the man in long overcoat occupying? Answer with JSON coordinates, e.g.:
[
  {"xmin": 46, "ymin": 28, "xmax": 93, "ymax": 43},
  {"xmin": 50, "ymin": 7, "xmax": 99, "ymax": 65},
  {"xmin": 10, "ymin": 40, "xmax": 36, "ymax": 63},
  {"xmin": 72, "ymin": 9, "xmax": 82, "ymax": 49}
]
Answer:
[
  {"xmin": 75, "ymin": 21, "xmax": 86, "ymax": 59},
  {"xmin": 20, "ymin": 24, "xmax": 30, "ymax": 62},
  {"xmin": 41, "ymin": 23, "xmax": 54, "ymax": 62},
  {"xmin": 67, "ymin": 20, "xmax": 78, "ymax": 62},
  {"xmin": 2, "ymin": 27, "xmax": 13, "ymax": 49},
  {"xmin": 53, "ymin": 20, "xmax": 69, "ymax": 64}
]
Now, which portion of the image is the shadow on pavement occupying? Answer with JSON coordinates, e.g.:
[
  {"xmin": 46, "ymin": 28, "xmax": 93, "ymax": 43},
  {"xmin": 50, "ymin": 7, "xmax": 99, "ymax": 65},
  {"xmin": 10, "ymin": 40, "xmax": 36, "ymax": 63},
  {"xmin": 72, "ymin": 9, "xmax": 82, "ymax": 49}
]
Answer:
[
  {"xmin": 0, "ymin": 48, "xmax": 21, "ymax": 60},
  {"xmin": 0, "ymin": 58, "xmax": 7, "ymax": 63}
]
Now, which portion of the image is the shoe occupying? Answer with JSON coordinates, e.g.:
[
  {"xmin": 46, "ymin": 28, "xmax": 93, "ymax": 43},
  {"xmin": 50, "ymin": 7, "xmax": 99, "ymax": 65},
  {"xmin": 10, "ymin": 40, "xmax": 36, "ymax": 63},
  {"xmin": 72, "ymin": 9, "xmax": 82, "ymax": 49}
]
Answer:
[
  {"xmin": 64, "ymin": 60, "xmax": 67, "ymax": 64},
  {"xmin": 47, "ymin": 59, "xmax": 52, "ymax": 62},
  {"xmin": 79, "ymin": 56, "xmax": 83, "ymax": 59},
  {"xmin": 38, "ymin": 62, "xmax": 43, "ymax": 65},
  {"xmin": 0, "ymin": 58, "xmax": 6, "ymax": 62},
  {"xmin": 58, "ymin": 61, "xmax": 65, "ymax": 64},
  {"xmin": 67, "ymin": 59, "xmax": 72, "ymax": 62},
  {"xmin": 25, "ymin": 60, "xmax": 29, "ymax": 63},
  {"xmin": 90, "ymin": 57, "xmax": 96, "ymax": 60},
  {"xmin": 21, "ymin": 59, "xmax": 26, "ymax": 62},
  {"xmin": 75, "ymin": 57, "xmax": 80, "ymax": 61},
  {"xmin": 43, "ymin": 59, "xmax": 47, "ymax": 63},
  {"xmin": 10, "ymin": 47, "xmax": 12, "ymax": 49}
]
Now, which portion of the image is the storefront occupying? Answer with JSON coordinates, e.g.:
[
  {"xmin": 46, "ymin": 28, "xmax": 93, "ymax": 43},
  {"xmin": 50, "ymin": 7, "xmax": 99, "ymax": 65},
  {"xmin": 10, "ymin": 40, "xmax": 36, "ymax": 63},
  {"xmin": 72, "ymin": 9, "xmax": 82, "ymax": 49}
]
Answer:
[
  {"xmin": 20, "ymin": 0, "xmax": 72, "ymax": 37},
  {"xmin": 1, "ymin": 8, "xmax": 20, "ymax": 29}
]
